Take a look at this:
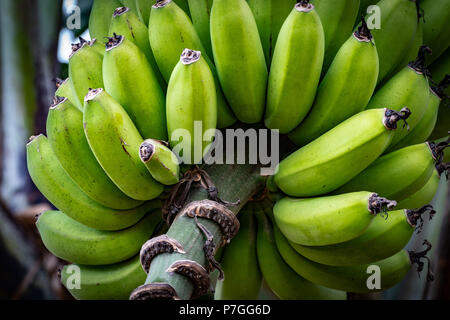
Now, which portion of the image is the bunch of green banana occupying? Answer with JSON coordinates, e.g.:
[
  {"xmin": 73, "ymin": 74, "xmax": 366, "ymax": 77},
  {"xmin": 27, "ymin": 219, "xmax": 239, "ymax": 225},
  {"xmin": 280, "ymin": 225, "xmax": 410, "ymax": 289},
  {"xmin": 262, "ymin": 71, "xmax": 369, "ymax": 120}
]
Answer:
[
  {"xmin": 289, "ymin": 16, "xmax": 379, "ymax": 145},
  {"xmin": 274, "ymin": 191, "xmax": 397, "ymax": 246},
  {"xmin": 274, "ymin": 107, "xmax": 411, "ymax": 197},
  {"xmin": 211, "ymin": 0, "xmax": 268, "ymax": 124},
  {"xmin": 89, "ymin": 0, "xmax": 122, "ymax": 41},
  {"xmin": 54, "ymin": 78, "xmax": 82, "ymax": 111},
  {"xmin": 264, "ymin": 0, "xmax": 324, "ymax": 134},
  {"xmin": 27, "ymin": 134, "xmax": 161, "ymax": 231},
  {"xmin": 421, "ymin": 0, "xmax": 450, "ymax": 64},
  {"xmin": 103, "ymin": 34, "xmax": 167, "ymax": 140},
  {"xmin": 214, "ymin": 203, "xmax": 262, "ymax": 300},
  {"xmin": 166, "ymin": 49, "xmax": 217, "ymax": 165}
]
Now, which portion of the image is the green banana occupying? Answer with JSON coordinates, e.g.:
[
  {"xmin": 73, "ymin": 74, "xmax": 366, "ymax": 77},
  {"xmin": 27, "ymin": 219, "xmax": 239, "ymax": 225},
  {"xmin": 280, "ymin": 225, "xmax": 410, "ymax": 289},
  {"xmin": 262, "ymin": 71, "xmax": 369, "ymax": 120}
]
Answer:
[
  {"xmin": 166, "ymin": 49, "xmax": 217, "ymax": 165},
  {"xmin": 274, "ymin": 191, "xmax": 397, "ymax": 246},
  {"xmin": 356, "ymin": 0, "xmax": 377, "ymax": 24},
  {"xmin": 103, "ymin": 34, "xmax": 167, "ymax": 141},
  {"xmin": 366, "ymin": 46, "xmax": 432, "ymax": 149},
  {"xmin": 54, "ymin": 78, "xmax": 82, "ymax": 111},
  {"xmin": 88, "ymin": 38, "xmax": 106, "ymax": 57},
  {"xmin": 246, "ymin": 0, "xmax": 296, "ymax": 64},
  {"xmin": 109, "ymin": 7, "xmax": 165, "ymax": 90},
  {"xmin": 422, "ymin": 0, "xmax": 450, "ymax": 64},
  {"xmin": 214, "ymin": 203, "xmax": 262, "ymax": 300},
  {"xmin": 264, "ymin": 1, "xmax": 324, "ymax": 133},
  {"xmin": 149, "ymin": 0, "xmax": 236, "ymax": 128},
  {"xmin": 89, "ymin": 0, "xmax": 122, "ymax": 41},
  {"xmin": 429, "ymin": 48, "xmax": 450, "ymax": 97},
  {"xmin": 397, "ymin": 168, "xmax": 441, "ymax": 209},
  {"xmin": 47, "ymin": 97, "xmax": 142, "ymax": 210},
  {"xmin": 274, "ymin": 223, "xmax": 432, "ymax": 293},
  {"xmin": 37, "ymin": 210, "xmax": 161, "ymax": 265},
  {"xmin": 255, "ymin": 205, "xmax": 346, "ymax": 300},
  {"xmin": 335, "ymin": 142, "xmax": 442, "ymax": 202},
  {"xmin": 118, "ymin": 0, "xmax": 139, "ymax": 16},
  {"xmin": 84, "ymin": 88, "xmax": 164, "ymax": 201},
  {"xmin": 136, "ymin": 0, "xmax": 152, "ymax": 25},
  {"xmin": 187, "ymin": 0, "xmax": 214, "ymax": 58},
  {"xmin": 275, "ymin": 107, "xmax": 411, "ymax": 197},
  {"xmin": 173, "ymin": 0, "xmax": 191, "ymax": 15},
  {"xmin": 311, "ymin": 0, "xmax": 360, "ymax": 73},
  {"xmin": 26, "ymin": 134, "xmax": 160, "ymax": 231},
  {"xmin": 289, "ymin": 17, "xmax": 379, "ymax": 146},
  {"xmin": 139, "ymin": 139, "xmax": 180, "ymax": 185},
  {"xmin": 211, "ymin": 0, "xmax": 268, "ymax": 124},
  {"xmin": 395, "ymin": 15, "xmax": 424, "ymax": 76},
  {"xmin": 68, "ymin": 38, "xmax": 104, "ymax": 109},
  {"xmin": 291, "ymin": 206, "xmax": 435, "ymax": 266},
  {"xmin": 61, "ymin": 255, "xmax": 146, "ymax": 300}
]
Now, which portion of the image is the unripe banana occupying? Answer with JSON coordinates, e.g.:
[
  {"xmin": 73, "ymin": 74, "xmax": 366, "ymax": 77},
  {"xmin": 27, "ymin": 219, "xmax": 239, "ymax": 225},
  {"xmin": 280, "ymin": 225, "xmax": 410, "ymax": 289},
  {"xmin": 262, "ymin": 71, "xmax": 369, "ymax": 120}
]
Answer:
[
  {"xmin": 397, "ymin": 168, "xmax": 441, "ymax": 210},
  {"xmin": 395, "ymin": 16, "xmax": 424, "ymax": 76},
  {"xmin": 26, "ymin": 134, "xmax": 160, "ymax": 231},
  {"xmin": 61, "ymin": 255, "xmax": 146, "ymax": 300},
  {"xmin": 139, "ymin": 139, "xmax": 180, "ymax": 186},
  {"xmin": 356, "ymin": 0, "xmax": 376, "ymax": 26},
  {"xmin": 89, "ymin": 0, "xmax": 122, "ymax": 41},
  {"xmin": 255, "ymin": 206, "xmax": 346, "ymax": 300},
  {"xmin": 136, "ymin": 0, "xmax": 152, "ymax": 25},
  {"xmin": 166, "ymin": 49, "xmax": 217, "ymax": 164},
  {"xmin": 118, "ymin": 0, "xmax": 139, "ymax": 16},
  {"xmin": 311, "ymin": 0, "xmax": 360, "ymax": 73},
  {"xmin": 54, "ymin": 78, "xmax": 82, "ymax": 111},
  {"xmin": 275, "ymin": 107, "xmax": 411, "ymax": 197},
  {"xmin": 173, "ymin": 0, "xmax": 191, "ymax": 15},
  {"xmin": 421, "ymin": 0, "xmax": 450, "ymax": 64},
  {"xmin": 88, "ymin": 38, "xmax": 106, "ymax": 57},
  {"xmin": 291, "ymin": 206, "xmax": 435, "ymax": 266},
  {"xmin": 109, "ymin": 7, "xmax": 165, "ymax": 90},
  {"xmin": 274, "ymin": 191, "xmax": 397, "ymax": 246},
  {"xmin": 214, "ymin": 204, "xmax": 262, "ymax": 300},
  {"xmin": 149, "ymin": 0, "xmax": 236, "ymax": 128},
  {"xmin": 47, "ymin": 97, "xmax": 142, "ymax": 210},
  {"xmin": 289, "ymin": 17, "xmax": 379, "ymax": 146},
  {"xmin": 187, "ymin": 0, "xmax": 214, "ymax": 58},
  {"xmin": 84, "ymin": 88, "xmax": 164, "ymax": 201},
  {"xmin": 103, "ymin": 34, "xmax": 167, "ymax": 141},
  {"xmin": 264, "ymin": 1, "xmax": 324, "ymax": 134},
  {"xmin": 69, "ymin": 39, "xmax": 104, "ymax": 109},
  {"xmin": 37, "ymin": 210, "xmax": 161, "ymax": 265},
  {"xmin": 211, "ymin": 0, "xmax": 268, "ymax": 124}
]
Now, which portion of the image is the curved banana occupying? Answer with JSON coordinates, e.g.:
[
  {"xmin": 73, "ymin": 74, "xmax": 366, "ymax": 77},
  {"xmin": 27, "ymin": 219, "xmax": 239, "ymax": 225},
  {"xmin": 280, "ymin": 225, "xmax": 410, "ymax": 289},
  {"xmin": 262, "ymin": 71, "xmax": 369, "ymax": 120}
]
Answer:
[
  {"xmin": 47, "ymin": 97, "xmax": 142, "ymax": 210},
  {"xmin": 421, "ymin": 0, "xmax": 450, "ymax": 64},
  {"xmin": 61, "ymin": 255, "xmax": 146, "ymax": 300},
  {"xmin": 311, "ymin": 0, "xmax": 360, "ymax": 73},
  {"xmin": 289, "ymin": 17, "xmax": 379, "ymax": 146},
  {"xmin": 397, "ymin": 168, "xmax": 441, "ymax": 210},
  {"xmin": 264, "ymin": 1, "xmax": 324, "ymax": 134},
  {"xmin": 83, "ymin": 88, "xmax": 164, "ymax": 201},
  {"xmin": 275, "ymin": 107, "xmax": 411, "ymax": 197},
  {"xmin": 136, "ymin": 0, "xmax": 152, "ymax": 25},
  {"xmin": 149, "ymin": 0, "xmax": 236, "ymax": 128},
  {"xmin": 26, "ymin": 134, "xmax": 160, "ymax": 231},
  {"xmin": 139, "ymin": 139, "xmax": 180, "ymax": 186},
  {"xmin": 37, "ymin": 210, "xmax": 161, "ymax": 265},
  {"xmin": 54, "ymin": 78, "xmax": 82, "ymax": 111},
  {"xmin": 166, "ymin": 49, "xmax": 217, "ymax": 165},
  {"xmin": 187, "ymin": 0, "xmax": 213, "ymax": 58},
  {"xmin": 214, "ymin": 203, "xmax": 262, "ymax": 300},
  {"xmin": 274, "ymin": 191, "xmax": 397, "ymax": 246},
  {"xmin": 89, "ymin": 0, "xmax": 122, "ymax": 41},
  {"xmin": 291, "ymin": 206, "xmax": 435, "ymax": 266},
  {"xmin": 103, "ymin": 34, "xmax": 167, "ymax": 141},
  {"xmin": 211, "ymin": 0, "xmax": 268, "ymax": 124},
  {"xmin": 255, "ymin": 206, "xmax": 346, "ymax": 300}
]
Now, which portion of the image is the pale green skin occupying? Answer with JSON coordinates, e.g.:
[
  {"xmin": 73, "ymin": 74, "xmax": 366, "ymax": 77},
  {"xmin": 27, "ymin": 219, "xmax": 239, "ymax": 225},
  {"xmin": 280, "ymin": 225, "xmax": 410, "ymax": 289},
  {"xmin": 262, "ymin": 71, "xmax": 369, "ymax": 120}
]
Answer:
[
  {"xmin": 215, "ymin": 205, "xmax": 262, "ymax": 300},
  {"xmin": 289, "ymin": 33, "xmax": 379, "ymax": 146},
  {"xmin": 37, "ymin": 210, "xmax": 160, "ymax": 265},
  {"xmin": 311, "ymin": 0, "xmax": 360, "ymax": 72},
  {"xmin": 247, "ymin": 0, "xmax": 297, "ymax": 65},
  {"xmin": 367, "ymin": 66, "xmax": 431, "ymax": 150},
  {"xmin": 397, "ymin": 169, "xmax": 440, "ymax": 210},
  {"xmin": 118, "ymin": 0, "xmax": 139, "ymax": 16},
  {"xmin": 275, "ymin": 108, "xmax": 394, "ymax": 197},
  {"xmin": 89, "ymin": 39, "xmax": 105, "ymax": 57},
  {"xmin": 109, "ymin": 9, "xmax": 166, "ymax": 90},
  {"xmin": 136, "ymin": 0, "xmax": 151, "ymax": 26},
  {"xmin": 55, "ymin": 78, "xmax": 82, "ymax": 111},
  {"xmin": 173, "ymin": 0, "xmax": 191, "ymax": 15},
  {"xmin": 367, "ymin": 0, "xmax": 418, "ymax": 84},
  {"xmin": 211, "ymin": 0, "xmax": 268, "ymax": 124},
  {"xmin": 103, "ymin": 37, "xmax": 167, "ymax": 141},
  {"xmin": 291, "ymin": 210, "xmax": 414, "ymax": 266},
  {"xmin": 26, "ymin": 135, "xmax": 159, "ymax": 231},
  {"xmin": 69, "ymin": 43, "xmax": 104, "ymax": 108},
  {"xmin": 89, "ymin": 0, "xmax": 122, "ymax": 41},
  {"xmin": 149, "ymin": 0, "xmax": 236, "ymax": 128},
  {"xmin": 62, "ymin": 255, "xmax": 146, "ymax": 300},
  {"xmin": 84, "ymin": 90, "xmax": 164, "ymax": 201},
  {"xmin": 422, "ymin": 0, "xmax": 450, "ymax": 64},
  {"xmin": 46, "ymin": 99, "xmax": 142, "ymax": 210},
  {"xmin": 166, "ymin": 56, "xmax": 217, "ymax": 165},
  {"xmin": 142, "ymin": 140, "xmax": 181, "ymax": 186},
  {"xmin": 274, "ymin": 225, "xmax": 411, "ymax": 293},
  {"xmin": 335, "ymin": 143, "xmax": 435, "ymax": 202},
  {"xmin": 255, "ymin": 211, "xmax": 346, "ymax": 300},
  {"xmin": 265, "ymin": 5, "xmax": 324, "ymax": 133},
  {"xmin": 274, "ymin": 192, "xmax": 378, "ymax": 246},
  {"xmin": 187, "ymin": 0, "xmax": 214, "ymax": 58}
]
